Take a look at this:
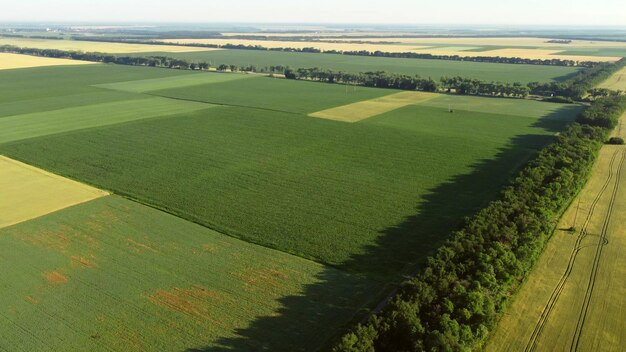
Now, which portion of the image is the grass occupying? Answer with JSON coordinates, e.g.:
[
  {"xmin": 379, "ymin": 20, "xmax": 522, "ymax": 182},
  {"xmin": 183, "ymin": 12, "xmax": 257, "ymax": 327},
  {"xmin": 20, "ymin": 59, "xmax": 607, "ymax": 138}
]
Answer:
[
  {"xmin": 0, "ymin": 195, "xmax": 378, "ymax": 351},
  {"xmin": 1, "ymin": 78, "xmax": 577, "ymax": 280},
  {"xmin": 486, "ymin": 144, "xmax": 626, "ymax": 352},
  {"xmin": 0, "ymin": 52, "xmax": 97, "ymax": 70},
  {"xmin": 0, "ymin": 155, "xmax": 107, "ymax": 229},
  {"xmin": 131, "ymin": 49, "xmax": 581, "ymax": 84},
  {"xmin": 0, "ymin": 96, "xmax": 212, "ymax": 144}
]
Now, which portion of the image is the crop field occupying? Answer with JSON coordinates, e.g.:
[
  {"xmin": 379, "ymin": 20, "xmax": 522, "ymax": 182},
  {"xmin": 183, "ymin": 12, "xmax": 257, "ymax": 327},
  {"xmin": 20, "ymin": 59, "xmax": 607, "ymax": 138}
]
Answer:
[
  {"xmin": 129, "ymin": 49, "xmax": 581, "ymax": 84},
  {"xmin": 0, "ymin": 52, "xmax": 97, "ymax": 70},
  {"xmin": 598, "ymin": 66, "xmax": 626, "ymax": 91},
  {"xmin": 0, "ymin": 64, "xmax": 579, "ymax": 282},
  {"xmin": 0, "ymin": 37, "xmax": 218, "ymax": 53},
  {"xmin": 0, "ymin": 56, "xmax": 586, "ymax": 351},
  {"xmin": 159, "ymin": 37, "xmax": 623, "ymax": 62},
  {"xmin": 0, "ymin": 195, "xmax": 377, "ymax": 351},
  {"xmin": 486, "ymin": 126, "xmax": 626, "ymax": 352},
  {"xmin": 0, "ymin": 97, "xmax": 211, "ymax": 144},
  {"xmin": 308, "ymin": 91, "xmax": 438, "ymax": 122},
  {"xmin": 0, "ymin": 156, "xmax": 107, "ymax": 229}
]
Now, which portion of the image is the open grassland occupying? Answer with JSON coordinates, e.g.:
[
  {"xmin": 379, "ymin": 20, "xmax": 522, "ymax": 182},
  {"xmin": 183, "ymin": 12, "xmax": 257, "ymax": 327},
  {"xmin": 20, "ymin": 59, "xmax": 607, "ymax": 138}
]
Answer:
[
  {"xmin": 487, "ymin": 119, "xmax": 626, "ymax": 351},
  {"xmin": 0, "ymin": 69, "xmax": 579, "ymax": 280},
  {"xmin": 0, "ymin": 52, "xmax": 96, "ymax": 70},
  {"xmin": 0, "ymin": 156, "xmax": 107, "ymax": 229},
  {"xmin": 0, "ymin": 37, "xmax": 218, "ymax": 53},
  {"xmin": 598, "ymin": 66, "xmax": 626, "ymax": 91},
  {"xmin": 0, "ymin": 195, "xmax": 377, "ymax": 351},
  {"xmin": 0, "ymin": 97, "xmax": 212, "ymax": 144},
  {"xmin": 132, "ymin": 49, "xmax": 581, "ymax": 84},
  {"xmin": 309, "ymin": 91, "xmax": 438, "ymax": 122},
  {"xmin": 159, "ymin": 38, "xmax": 622, "ymax": 62}
]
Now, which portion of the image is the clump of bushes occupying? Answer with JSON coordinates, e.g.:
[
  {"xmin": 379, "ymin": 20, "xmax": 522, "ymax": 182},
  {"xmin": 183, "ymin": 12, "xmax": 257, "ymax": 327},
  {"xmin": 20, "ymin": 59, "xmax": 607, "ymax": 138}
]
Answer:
[{"xmin": 607, "ymin": 137, "xmax": 625, "ymax": 145}]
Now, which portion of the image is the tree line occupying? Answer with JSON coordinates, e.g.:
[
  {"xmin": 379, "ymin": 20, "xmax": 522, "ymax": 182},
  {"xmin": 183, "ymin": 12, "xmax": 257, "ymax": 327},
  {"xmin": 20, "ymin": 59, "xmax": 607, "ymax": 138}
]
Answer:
[
  {"xmin": 333, "ymin": 95, "xmax": 626, "ymax": 352},
  {"xmin": 1, "ymin": 45, "xmax": 623, "ymax": 102}
]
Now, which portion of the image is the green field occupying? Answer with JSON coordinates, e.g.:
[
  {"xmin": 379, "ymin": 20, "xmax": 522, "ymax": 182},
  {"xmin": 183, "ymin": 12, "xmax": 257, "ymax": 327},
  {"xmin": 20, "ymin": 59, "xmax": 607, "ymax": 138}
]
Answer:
[
  {"xmin": 0, "ymin": 97, "xmax": 211, "ymax": 144},
  {"xmin": 0, "ymin": 63, "xmax": 582, "ymax": 350},
  {"xmin": 0, "ymin": 65, "xmax": 579, "ymax": 280},
  {"xmin": 0, "ymin": 195, "xmax": 376, "ymax": 351},
  {"xmin": 129, "ymin": 49, "xmax": 581, "ymax": 83}
]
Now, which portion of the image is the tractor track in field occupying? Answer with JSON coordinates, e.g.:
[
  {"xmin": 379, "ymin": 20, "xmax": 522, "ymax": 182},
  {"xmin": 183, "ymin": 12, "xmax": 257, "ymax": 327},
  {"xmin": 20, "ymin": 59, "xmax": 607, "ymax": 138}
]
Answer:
[
  {"xmin": 524, "ymin": 149, "xmax": 621, "ymax": 352},
  {"xmin": 570, "ymin": 149, "xmax": 625, "ymax": 352}
]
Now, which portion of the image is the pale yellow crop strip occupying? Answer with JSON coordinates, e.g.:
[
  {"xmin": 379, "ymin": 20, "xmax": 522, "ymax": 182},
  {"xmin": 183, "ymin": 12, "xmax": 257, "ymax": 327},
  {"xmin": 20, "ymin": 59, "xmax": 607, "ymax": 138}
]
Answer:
[
  {"xmin": 0, "ymin": 156, "xmax": 109, "ymax": 229},
  {"xmin": 0, "ymin": 53, "xmax": 97, "ymax": 70},
  {"xmin": 309, "ymin": 91, "xmax": 439, "ymax": 122}
]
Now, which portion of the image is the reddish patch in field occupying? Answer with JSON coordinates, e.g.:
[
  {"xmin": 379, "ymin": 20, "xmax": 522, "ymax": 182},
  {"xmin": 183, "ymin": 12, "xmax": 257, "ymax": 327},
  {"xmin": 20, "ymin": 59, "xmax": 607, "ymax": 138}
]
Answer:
[
  {"xmin": 71, "ymin": 255, "xmax": 97, "ymax": 268},
  {"xmin": 127, "ymin": 238, "xmax": 158, "ymax": 253},
  {"xmin": 236, "ymin": 268, "xmax": 288, "ymax": 290},
  {"xmin": 24, "ymin": 295, "xmax": 39, "ymax": 304},
  {"xmin": 202, "ymin": 243, "xmax": 217, "ymax": 252},
  {"xmin": 44, "ymin": 270, "xmax": 68, "ymax": 285},
  {"xmin": 148, "ymin": 285, "xmax": 222, "ymax": 321}
]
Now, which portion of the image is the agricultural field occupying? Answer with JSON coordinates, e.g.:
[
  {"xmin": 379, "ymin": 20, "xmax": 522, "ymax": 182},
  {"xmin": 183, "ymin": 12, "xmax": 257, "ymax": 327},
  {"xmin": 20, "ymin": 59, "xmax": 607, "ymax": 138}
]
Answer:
[
  {"xmin": 127, "ymin": 49, "xmax": 581, "ymax": 84},
  {"xmin": 0, "ymin": 52, "xmax": 585, "ymax": 351},
  {"xmin": 0, "ymin": 156, "xmax": 107, "ymax": 229},
  {"xmin": 160, "ymin": 37, "xmax": 624, "ymax": 62},
  {"xmin": 0, "ymin": 37, "xmax": 217, "ymax": 53},
  {"xmin": 0, "ymin": 52, "xmax": 96, "ymax": 70},
  {"xmin": 0, "ymin": 63, "xmax": 580, "ymax": 282},
  {"xmin": 598, "ymin": 66, "xmax": 626, "ymax": 91},
  {"xmin": 486, "ymin": 117, "xmax": 626, "ymax": 352},
  {"xmin": 0, "ymin": 195, "xmax": 377, "ymax": 351}
]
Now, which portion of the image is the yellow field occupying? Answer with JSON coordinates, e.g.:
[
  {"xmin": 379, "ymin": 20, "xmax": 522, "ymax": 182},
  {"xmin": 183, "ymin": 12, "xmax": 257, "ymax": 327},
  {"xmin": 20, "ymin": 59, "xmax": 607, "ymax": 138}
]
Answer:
[
  {"xmin": 159, "ymin": 38, "xmax": 429, "ymax": 53},
  {"xmin": 0, "ymin": 156, "xmax": 108, "ymax": 229},
  {"xmin": 486, "ymin": 114, "xmax": 626, "ymax": 352},
  {"xmin": 325, "ymin": 36, "xmax": 626, "ymax": 48},
  {"xmin": 0, "ymin": 53, "xmax": 97, "ymax": 70},
  {"xmin": 0, "ymin": 38, "xmax": 219, "ymax": 54},
  {"xmin": 598, "ymin": 67, "xmax": 626, "ymax": 91},
  {"xmin": 309, "ymin": 91, "xmax": 437, "ymax": 122},
  {"xmin": 160, "ymin": 38, "xmax": 620, "ymax": 62}
]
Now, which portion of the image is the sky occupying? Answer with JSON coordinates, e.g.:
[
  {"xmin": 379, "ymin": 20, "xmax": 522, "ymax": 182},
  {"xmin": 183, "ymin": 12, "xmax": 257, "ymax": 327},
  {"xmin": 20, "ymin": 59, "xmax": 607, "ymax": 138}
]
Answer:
[{"xmin": 2, "ymin": 0, "xmax": 625, "ymax": 26}]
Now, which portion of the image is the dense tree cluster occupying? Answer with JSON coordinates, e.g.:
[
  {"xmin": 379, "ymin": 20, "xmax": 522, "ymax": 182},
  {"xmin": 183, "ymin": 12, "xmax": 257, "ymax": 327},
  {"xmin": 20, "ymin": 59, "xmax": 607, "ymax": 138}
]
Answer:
[{"xmin": 333, "ymin": 96, "xmax": 626, "ymax": 352}]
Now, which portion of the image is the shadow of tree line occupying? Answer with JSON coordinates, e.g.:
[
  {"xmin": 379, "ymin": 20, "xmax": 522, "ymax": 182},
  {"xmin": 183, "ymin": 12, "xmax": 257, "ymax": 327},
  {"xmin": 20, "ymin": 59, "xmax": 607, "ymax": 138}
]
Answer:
[{"xmin": 187, "ymin": 106, "xmax": 580, "ymax": 351}]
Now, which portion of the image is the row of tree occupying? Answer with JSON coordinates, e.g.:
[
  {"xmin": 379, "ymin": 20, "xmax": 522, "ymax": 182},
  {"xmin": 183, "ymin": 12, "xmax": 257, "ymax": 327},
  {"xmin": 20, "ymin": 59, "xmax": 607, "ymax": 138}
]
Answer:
[
  {"xmin": 333, "ymin": 95, "xmax": 626, "ymax": 352},
  {"xmin": 528, "ymin": 59, "xmax": 626, "ymax": 100},
  {"xmin": 1, "ymin": 45, "xmax": 623, "ymax": 101},
  {"xmin": 70, "ymin": 36, "xmax": 598, "ymax": 67}
]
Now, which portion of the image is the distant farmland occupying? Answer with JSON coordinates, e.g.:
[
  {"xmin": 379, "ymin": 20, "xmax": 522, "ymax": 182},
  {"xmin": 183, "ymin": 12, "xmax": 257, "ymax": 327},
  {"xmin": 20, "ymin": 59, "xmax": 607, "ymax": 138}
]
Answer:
[{"xmin": 129, "ymin": 49, "xmax": 582, "ymax": 84}]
